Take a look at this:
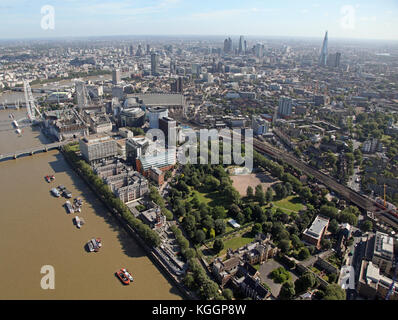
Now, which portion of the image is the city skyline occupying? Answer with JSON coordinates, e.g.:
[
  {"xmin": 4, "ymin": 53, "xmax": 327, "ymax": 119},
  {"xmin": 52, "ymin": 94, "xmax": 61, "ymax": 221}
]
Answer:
[{"xmin": 1, "ymin": 0, "xmax": 398, "ymax": 41}]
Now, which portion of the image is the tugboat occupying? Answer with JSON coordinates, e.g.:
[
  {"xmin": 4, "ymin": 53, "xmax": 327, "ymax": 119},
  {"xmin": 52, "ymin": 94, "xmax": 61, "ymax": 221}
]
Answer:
[
  {"xmin": 50, "ymin": 188, "xmax": 60, "ymax": 197},
  {"xmin": 45, "ymin": 175, "xmax": 55, "ymax": 183},
  {"xmin": 116, "ymin": 269, "xmax": 130, "ymax": 285},
  {"xmin": 121, "ymin": 268, "xmax": 134, "ymax": 282},
  {"xmin": 87, "ymin": 238, "xmax": 102, "ymax": 252},
  {"xmin": 65, "ymin": 201, "xmax": 74, "ymax": 214},
  {"xmin": 74, "ymin": 216, "xmax": 85, "ymax": 228},
  {"xmin": 63, "ymin": 188, "xmax": 72, "ymax": 198}
]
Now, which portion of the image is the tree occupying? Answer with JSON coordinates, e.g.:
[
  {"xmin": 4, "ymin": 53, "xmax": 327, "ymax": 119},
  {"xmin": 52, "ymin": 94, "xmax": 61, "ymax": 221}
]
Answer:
[
  {"xmin": 224, "ymin": 186, "xmax": 241, "ymax": 205},
  {"xmin": 278, "ymin": 281, "xmax": 295, "ymax": 300},
  {"xmin": 270, "ymin": 267, "xmax": 291, "ymax": 283},
  {"xmin": 340, "ymin": 211, "xmax": 358, "ymax": 226},
  {"xmin": 278, "ymin": 239, "xmax": 291, "ymax": 253},
  {"xmin": 298, "ymin": 247, "xmax": 310, "ymax": 261},
  {"xmin": 360, "ymin": 220, "xmax": 373, "ymax": 232},
  {"xmin": 299, "ymin": 187, "xmax": 312, "ymax": 203},
  {"xmin": 273, "ymin": 183, "xmax": 287, "ymax": 200},
  {"xmin": 212, "ymin": 206, "xmax": 227, "ymax": 220},
  {"xmin": 214, "ymin": 219, "xmax": 226, "ymax": 235},
  {"xmin": 183, "ymin": 273, "xmax": 196, "ymax": 289},
  {"xmin": 252, "ymin": 223, "xmax": 262, "ymax": 235},
  {"xmin": 320, "ymin": 205, "xmax": 338, "ymax": 220},
  {"xmin": 228, "ymin": 204, "xmax": 241, "ymax": 219},
  {"xmin": 195, "ymin": 230, "xmax": 206, "ymax": 244},
  {"xmin": 253, "ymin": 205, "xmax": 266, "ymax": 223},
  {"xmin": 183, "ymin": 215, "xmax": 196, "ymax": 235},
  {"xmin": 202, "ymin": 215, "xmax": 215, "ymax": 232},
  {"xmin": 246, "ymin": 186, "xmax": 254, "ymax": 198},
  {"xmin": 255, "ymin": 184, "xmax": 265, "ymax": 205},
  {"xmin": 236, "ymin": 212, "xmax": 246, "ymax": 225},
  {"xmin": 205, "ymin": 175, "xmax": 220, "ymax": 191},
  {"xmin": 290, "ymin": 234, "xmax": 304, "ymax": 249},
  {"xmin": 321, "ymin": 239, "xmax": 332, "ymax": 250},
  {"xmin": 294, "ymin": 272, "xmax": 317, "ymax": 294},
  {"xmin": 323, "ymin": 284, "xmax": 346, "ymax": 300},
  {"xmin": 222, "ymin": 288, "xmax": 234, "ymax": 300},
  {"xmin": 199, "ymin": 279, "xmax": 220, "ymax": 300},
  {"xmin": 243, "ymin": 207, "xmax": 253, "ymax": 221},
  {"xmin": 262, "ymin": 221, "xmax": 273, "ymax": 234},
  {"xmin": 265, "ymin": 187, "xmax": 273, "ymax": 203},
  {"xmin": 328, "ymin": 273, "xmax": 337, "ymax": 283},
  {"xmin": 213, "ymin": 239, "xmax": 224, "ymax": 253},
  {"xmin": 328, "ymin": 219, "xmax": 340, "ymax": 234}
]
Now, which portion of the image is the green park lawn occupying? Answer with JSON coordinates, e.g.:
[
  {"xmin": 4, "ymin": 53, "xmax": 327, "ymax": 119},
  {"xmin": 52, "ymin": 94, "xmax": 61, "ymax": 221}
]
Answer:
[
  {"xmin": 271, "ymin": 195, "xmax": 304, "ymax": 213},
  {"xmin": 189, "ymin": 188, "xmax": 226, "ymax": 208},
  {"xmin": 217, "ymin": 232, "xmax": 255, "ymax": 256}
]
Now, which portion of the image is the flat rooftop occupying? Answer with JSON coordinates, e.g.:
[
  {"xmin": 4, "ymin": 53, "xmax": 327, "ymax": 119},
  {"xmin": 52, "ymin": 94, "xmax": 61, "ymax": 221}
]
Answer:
[{"xmin": 303, "ymin": 215, "xmax": 329, "ymax": 239}]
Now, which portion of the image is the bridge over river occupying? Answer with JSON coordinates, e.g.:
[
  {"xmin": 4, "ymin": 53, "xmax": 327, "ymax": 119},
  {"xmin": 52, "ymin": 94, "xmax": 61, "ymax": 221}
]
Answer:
[{"xmin": 0, "ymin": 140, "xmax": 76, "ymax": 161}]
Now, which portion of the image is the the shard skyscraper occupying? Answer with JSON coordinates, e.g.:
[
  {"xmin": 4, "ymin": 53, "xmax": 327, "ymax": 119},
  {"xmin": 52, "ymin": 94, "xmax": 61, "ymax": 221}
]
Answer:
[{"xmin": 319, "ymin": 31, "xmax": 328, "ymax": 66}]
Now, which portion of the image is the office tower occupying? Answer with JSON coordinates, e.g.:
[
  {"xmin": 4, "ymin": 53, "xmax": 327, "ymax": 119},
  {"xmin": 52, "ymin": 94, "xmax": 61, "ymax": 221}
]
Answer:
[
  {"xmin": 252, "ymin": 116, "xmax": 269, "ymax": 136},
  {"xmin": 170, "ymin": 60, "xmax": 176, "ymax": 74},
  {"xmin": 319, "ymin": 31, "xmax": 328, "ymax": 67},
  {"xmin": 136, "ymin": 44, "xmax": 143, "ymax": 56},
  {"xmin": 328, "ymin": 52, "xmax": 341, "ymax": 68},
  {"xmin": 192, "ymin": 63, "xmax": 201, "ymax": 77},
  {"xmin": 171, "ymin": 77, "xmax": 183, "ymax": 93},
  {"xmin": 335, "ymin": 52, "xmax": 341, "ymax": 68},
  {"xmin": 151, "ymin": 53, "xmax": 159, "ymax": 76},
  {"xmin": 129, "ymin": 45, "xmax": 134, "ymax": 56},
  {"xmin": 79, "ymin": 134, "xmax": 118, "ymax": 165},
  {"xmin": 147, "ymin": 106, "xmax": 168, "ymax": 129},
  {"xmin": 239, "ymin": 35, "xmax": 244, "ymax": 54},
  {"xmin": 112, "ymin": 69, "xmax": 121, "ymax": 85},
  {"xmin": 159, "ymin": 116, "xmax": 177, "ymax": 147},
  {"xmin": 254, "ymin": 43, "xmax": 263, "ymax": 58},
  {"xmin": 223, "ymin": 37, "xmax": 232, "ymax": 53},
  {"xmin": 146, "ymin": 44, "xmax": 151, "ymax": 55},
  {"xmin": 244, "ymin": 40, "xmax": 247, "ymax": 54},
  {"xmin": 278, "ymin": 96, "xmax": 293, "ymax": 117}
]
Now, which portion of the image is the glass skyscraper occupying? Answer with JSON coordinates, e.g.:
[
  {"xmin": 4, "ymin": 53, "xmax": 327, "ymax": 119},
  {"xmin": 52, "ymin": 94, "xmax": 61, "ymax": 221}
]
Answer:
[{"xmin": 319, "ymin": 31, "xmax": 328, "ymax": 67}]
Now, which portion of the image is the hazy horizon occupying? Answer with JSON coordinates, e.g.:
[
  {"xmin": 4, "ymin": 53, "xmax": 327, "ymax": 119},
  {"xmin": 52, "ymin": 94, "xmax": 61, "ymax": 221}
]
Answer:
[{"xmin": 1, "ymin": 0, "xmax": 397, "ymax": 41}]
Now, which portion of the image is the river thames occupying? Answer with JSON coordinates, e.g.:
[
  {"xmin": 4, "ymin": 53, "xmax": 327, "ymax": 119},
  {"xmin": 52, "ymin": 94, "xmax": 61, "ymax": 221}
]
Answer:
[{"xmin": 0, "ymin": 108, "xmax": 182, "ymax": 299}]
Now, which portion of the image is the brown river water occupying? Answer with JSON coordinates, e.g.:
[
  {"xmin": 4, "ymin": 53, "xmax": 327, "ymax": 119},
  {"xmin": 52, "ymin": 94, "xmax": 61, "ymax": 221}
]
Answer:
[{"xmin": 0, "ymin": 109, "xmax": 182, "ymax": 299}]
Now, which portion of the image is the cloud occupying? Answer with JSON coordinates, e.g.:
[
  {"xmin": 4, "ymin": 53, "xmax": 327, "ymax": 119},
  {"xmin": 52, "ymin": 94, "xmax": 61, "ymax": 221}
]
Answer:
[
  {"xmin": 191, "ymin": 7, "xmax": 276, "ymax": 20},
  {"xmin": 300, "ymin": 9, "xmax": 309, "ymax": 14},
  {"xmin": 359, "ymin": 16, "xmax": 377, "ymax": 22},
  {"xmin": 71, "ymin": 0, "xmax": 181, "ymax": 16}
]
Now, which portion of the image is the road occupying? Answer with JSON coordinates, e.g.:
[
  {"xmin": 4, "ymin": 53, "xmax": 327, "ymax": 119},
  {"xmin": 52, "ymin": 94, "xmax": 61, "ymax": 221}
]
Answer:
[{"xmin": 338, "ymin": 228, "xmax": 367, "ymax": 300}]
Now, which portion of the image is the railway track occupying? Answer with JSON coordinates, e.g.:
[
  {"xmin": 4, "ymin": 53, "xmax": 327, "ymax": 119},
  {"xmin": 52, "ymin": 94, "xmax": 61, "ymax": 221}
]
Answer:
[
  {"xmin": 253, "ymin": 139, "xmax": 398, "ymax": 229},
  {"xmin": 254, "ymin": 140, "xmax": 369, "ymax": 205}
]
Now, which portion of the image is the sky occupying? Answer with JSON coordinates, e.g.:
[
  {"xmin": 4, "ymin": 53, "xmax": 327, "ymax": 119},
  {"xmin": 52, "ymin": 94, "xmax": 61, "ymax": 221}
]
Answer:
[{"xmin": 0, "ymin": 0, "xmax": 398, "ymax": 40}]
